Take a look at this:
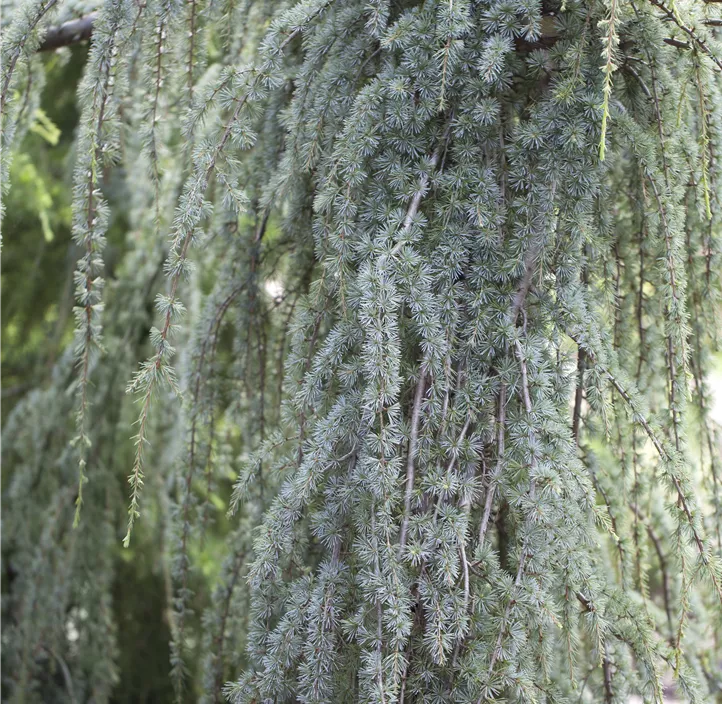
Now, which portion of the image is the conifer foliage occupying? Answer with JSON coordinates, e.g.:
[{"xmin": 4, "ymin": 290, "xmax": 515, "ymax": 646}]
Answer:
[{"xmin": 2, "ymin": 0, "xmax": 722, "ymax": 700}]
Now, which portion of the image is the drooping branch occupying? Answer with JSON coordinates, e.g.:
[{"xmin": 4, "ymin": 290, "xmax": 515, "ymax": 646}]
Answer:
[{"xmin": 38, "ymin": 13, "xmax": 96, "ymax": 52}]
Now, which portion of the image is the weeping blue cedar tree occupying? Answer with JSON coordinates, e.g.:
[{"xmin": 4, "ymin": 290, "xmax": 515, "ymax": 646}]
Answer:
[{"xmin": 2, "ymin": 0, "xmax": 722, "ymax": 700}]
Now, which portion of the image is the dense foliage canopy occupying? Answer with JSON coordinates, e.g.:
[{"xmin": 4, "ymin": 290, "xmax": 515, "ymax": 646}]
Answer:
[{"xmin": 2, "ymin": 0, "xmax": 722, "ymax": 700}]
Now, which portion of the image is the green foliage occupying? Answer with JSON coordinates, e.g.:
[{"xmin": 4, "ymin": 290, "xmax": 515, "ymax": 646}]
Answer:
[{"xmin": 2, "ymin": 0, "xmax": 722, "ymax": 701}]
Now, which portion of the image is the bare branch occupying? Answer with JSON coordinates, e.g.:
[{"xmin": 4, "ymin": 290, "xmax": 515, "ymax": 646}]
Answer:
[{"xmin": 38, "ymin": 13, "xmax": 96, "ymax": 52}]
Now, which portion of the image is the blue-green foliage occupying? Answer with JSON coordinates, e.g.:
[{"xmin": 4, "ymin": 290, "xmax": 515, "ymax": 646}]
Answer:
[{"xmin": 2, "ymin": 0, "xmax": 722, "ymax": 701}]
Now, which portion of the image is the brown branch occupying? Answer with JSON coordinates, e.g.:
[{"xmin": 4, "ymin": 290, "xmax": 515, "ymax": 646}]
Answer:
[
  {"xmin": 663, "ymin": 37, "xmax": 690, "ymax": 50},
  {"xmin": 602, "ymin": 648, "xmax": 614, "ymax": 704},
  {"xmin": 38, "ymin": 13, "xmax": 96, "ymax": 52}
]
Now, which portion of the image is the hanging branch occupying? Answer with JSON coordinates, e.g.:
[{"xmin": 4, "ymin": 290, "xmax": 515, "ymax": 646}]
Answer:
[
  {"xmin": 124, "ymin": 87, "xmax": 251, "ymax": 546},
  {"xmin": 71, "ymin": 0, "xmax": 132, "ymax": 526},
  {"xmin": 599, "ymin": 0, "xmax": 620, "ymax": 160}
]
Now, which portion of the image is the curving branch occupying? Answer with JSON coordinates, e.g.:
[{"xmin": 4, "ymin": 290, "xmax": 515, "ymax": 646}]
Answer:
[{"xmin": 38, "ymin": 12, "xmax": 96, "ymax": 52}]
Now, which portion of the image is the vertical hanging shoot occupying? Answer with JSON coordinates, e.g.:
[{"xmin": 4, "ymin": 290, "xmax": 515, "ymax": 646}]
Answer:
[
  {"xmin": 598, "ymin": 0, "xmax": 619, "ymax": 160},
  {"xmin": 70, "ymin": 0, "xmax": 132, "ymax": 525}
]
